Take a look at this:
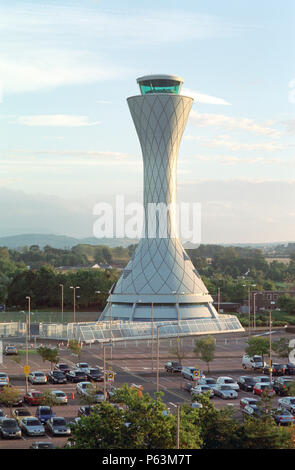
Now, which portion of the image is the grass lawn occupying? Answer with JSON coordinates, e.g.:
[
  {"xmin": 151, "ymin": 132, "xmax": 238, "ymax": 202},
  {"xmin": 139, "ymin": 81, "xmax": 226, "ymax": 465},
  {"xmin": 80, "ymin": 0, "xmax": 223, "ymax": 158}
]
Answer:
[{"xmin": 0, "ymin": 311, "xmax": 99, "ymax": 324}]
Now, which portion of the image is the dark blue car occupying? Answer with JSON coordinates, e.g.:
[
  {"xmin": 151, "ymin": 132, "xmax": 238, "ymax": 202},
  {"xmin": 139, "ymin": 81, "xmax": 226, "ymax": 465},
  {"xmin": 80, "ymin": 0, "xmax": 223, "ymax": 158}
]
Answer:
[{"xmin": 35, "ymin": 406, "xmax": 55, "ymax": 423}]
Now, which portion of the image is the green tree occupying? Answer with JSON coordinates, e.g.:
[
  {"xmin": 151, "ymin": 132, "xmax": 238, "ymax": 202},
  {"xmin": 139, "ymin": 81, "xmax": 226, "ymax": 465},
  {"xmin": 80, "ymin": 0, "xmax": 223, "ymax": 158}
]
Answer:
[
  {"xmin": 194, "ymin": 336, "xmax": 216, "ymax": 372},
  {"xmin": 245, "ymin": 336, "xmax": 270, "ymax": 363},
  {"xmin": 68, "ymin": 339, "xmax": 82, "ymax": 359},
  {"xmin": 37, "ymin": 346, "xmax": 59, "ymax": 370},
  {"xmin": 40, "ymin": 389, "xmax": 60, "ymax": 407},
  {"xmin": 272, "ymin": 337, "xmax": 292, "ymax": 360},
  {"xmin": 0, "ymin": 386, "xmax": 22, "ymax": 416}
]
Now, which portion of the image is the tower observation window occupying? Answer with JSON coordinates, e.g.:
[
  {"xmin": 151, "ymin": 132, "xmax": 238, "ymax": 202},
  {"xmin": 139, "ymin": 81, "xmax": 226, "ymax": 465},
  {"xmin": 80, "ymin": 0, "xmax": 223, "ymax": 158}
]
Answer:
[{"xmin": 139, "ymin": 79, "xmax": 181, "ymax": 95}]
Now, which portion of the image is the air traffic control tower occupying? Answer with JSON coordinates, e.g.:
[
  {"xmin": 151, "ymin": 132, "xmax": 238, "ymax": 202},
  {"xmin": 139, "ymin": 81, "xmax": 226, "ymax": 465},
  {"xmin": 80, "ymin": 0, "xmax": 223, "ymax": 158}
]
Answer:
[{"xmin": 100, "ymin": 75, "xmax": 243, "ymax": 335}]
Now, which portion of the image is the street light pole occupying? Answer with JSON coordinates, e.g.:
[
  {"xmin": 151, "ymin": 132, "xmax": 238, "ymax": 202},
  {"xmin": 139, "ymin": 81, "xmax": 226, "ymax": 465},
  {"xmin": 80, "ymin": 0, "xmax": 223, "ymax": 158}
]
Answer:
[
  {"xmin": 156, "ymin": 324, "xmax": 166, "ymax": 395},
  {"xmin": 151, "ymin": 302, "xmax": 154, "ymax": 375},
  {"xmin": 269, "ymin": 301, "xmax": 275, "ymax": 389},
  {"xmin": 253, "ymin": 292, "xmax": 258, "ymax": 331},
  {"xmin": 25, "ymin": 314, "xmax": 29, "ymax": 394},
  {"xmin": 59, "ymin": 284, "xmax": 64, "ymax": 323},
  {"xmin": 70, "ymin": 286, "xmax": 80, "ymax": 323},
  {"xmin": 25, "ymin": 296, "xmax": 31, "ymax": 342},
  {"xmin": 217, "ymin": 287, "xmax": 221, "ymax": 314}
]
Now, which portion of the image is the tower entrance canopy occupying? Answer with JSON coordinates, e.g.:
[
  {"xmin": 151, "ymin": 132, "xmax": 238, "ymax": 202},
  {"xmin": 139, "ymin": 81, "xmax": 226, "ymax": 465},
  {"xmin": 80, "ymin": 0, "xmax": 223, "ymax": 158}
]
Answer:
[{"xmin": 137, "ymin": 74, "xmax": 183, "ymax": 95}]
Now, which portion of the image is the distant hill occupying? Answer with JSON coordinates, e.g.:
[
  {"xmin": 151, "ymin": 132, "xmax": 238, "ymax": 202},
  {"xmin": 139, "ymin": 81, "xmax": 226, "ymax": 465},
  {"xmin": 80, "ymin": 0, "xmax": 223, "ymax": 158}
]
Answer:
[{"xmin": 0, "ymin": 234, "xmax": 139, "ymax": 250}]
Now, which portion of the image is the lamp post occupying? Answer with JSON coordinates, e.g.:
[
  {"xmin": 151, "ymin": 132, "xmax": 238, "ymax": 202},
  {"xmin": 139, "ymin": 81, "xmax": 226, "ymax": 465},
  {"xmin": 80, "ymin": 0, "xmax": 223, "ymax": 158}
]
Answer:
[
  {"xmin": 253, "ymin": 292, "xmax": 258, "ymax": 331},
  {"xmin": 243, "ymin": 284, "xmax": 256, "ymax": 337},
  {"xmin": 269, "ymin": 301, "xmax": 276, "ymax": 389},
  {"xmin": 151, "ymin": 302, "xmax": 154, "ymax": 375},
  {"xmin": 156, "ymin": 324, "xmax": 167, "ymax": 394},
  {"xmin": 103, "ymin": 341, "xmax": 113, "ymax": 401},
  {"xmin": 70, "ymin": 286, "xmax": 80, "ymax": 323},
  {"xmin": 25, "ymin": 314, "xmax": 29, "ymax": 394},
  {"xmin": 217, "ymin": 287, "xmax": 221, "ymax": 314},
  {"xmin": 25, "ymin": 296, "xmax": 31, "ymax": 342},
  {"xmin": 169, "ymin": 402, "xmax": 181, "ymax": 449},
  {"xmin": 59, "ymin": 284, "xmax": 64, "ymax": 323}
]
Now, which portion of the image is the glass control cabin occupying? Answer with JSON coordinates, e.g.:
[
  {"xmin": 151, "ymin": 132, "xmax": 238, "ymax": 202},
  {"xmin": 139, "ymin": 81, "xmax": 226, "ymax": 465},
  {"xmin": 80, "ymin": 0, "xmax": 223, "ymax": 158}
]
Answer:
[{"xmin": 137, "ymin": 74, "xmax": 184, "ymax": 95}]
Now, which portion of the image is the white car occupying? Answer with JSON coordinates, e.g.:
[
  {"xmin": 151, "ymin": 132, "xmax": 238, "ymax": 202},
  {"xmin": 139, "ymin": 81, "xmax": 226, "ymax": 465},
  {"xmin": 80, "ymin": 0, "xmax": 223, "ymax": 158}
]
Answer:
[
  {"xmin": 76, "ymin": 381, "xmax": 92, "ymax": 396},
  {"xmin": 75, "ymin": 363, "xmax": 89, "ymax": 371},
  {"xmin": 242, "ymin": 354, "xmax": 265, "ymax": 370},
  {"xmin": 216, "ymin": 377, "xmax": 239, "ymax": 391},
  {"xmin": 28, "ymin": 371, "xmax": 47, "ymax": 385},
  {"xmin": 190, "ymin": 385, "xmax": 214, "ymax": 398},
  {"xmin": 50, "ymin": 390, "xmax": 68, "ymax": 405},
  {"xmin": 0, "ymin": 373, "xmax": 9, "ymax": 384}
]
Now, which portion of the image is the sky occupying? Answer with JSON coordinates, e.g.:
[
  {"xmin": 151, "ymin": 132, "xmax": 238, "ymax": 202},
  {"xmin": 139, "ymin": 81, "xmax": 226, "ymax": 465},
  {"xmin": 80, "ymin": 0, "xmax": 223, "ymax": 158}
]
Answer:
[{"xmin": 0, "ymin": 0, "xmax": 295, "ymax": 243}]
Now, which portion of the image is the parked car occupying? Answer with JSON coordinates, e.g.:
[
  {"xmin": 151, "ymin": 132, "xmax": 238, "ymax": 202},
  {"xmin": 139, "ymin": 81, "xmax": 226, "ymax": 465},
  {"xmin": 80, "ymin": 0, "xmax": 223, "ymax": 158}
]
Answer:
[
  {"xmin": 76, "ymin": 381, "xmax": 92, "ymax": 396},
  {"xmin": 213, "ymin": 385, "xmax": 238, "ymax": 399},
  {"xmin": 75, "ymin": 363, "xmax": 90, "ymax": 371},
  {"xmin": 190, "ymin": 385, "xmax": 214, "ymax": 398},
  {"xmin": 66, "ymin": 370, "xmax": 88, "ymax": 383},
  {"xmin": 0, "ymin": 417, "xmax": 21, "ymax": 438},
  {"xmin": 23, "ymin": 391, "xmax": 43, "ymax": 406},
  {"xmin": 285, "ymin": 363, "xmax": 295, "ymax": 375},
  {"xmin": 197, "ymin": 377, "xmax": 217, "ymax": 389},
  {"xmin": 47, "ymin": 370, "xmax": 67, "ymax": 385},
  {"xmin": 45, "ymin": 417, "xmax": 71, "ymax": 436},
  {"xmin": 50, "ymin": 390, "xmax": 68, "ymax": 405},
  {"xmin": 85, "ymin": 368, "xmax": 104, "ymax": 382},
  {"xmin": 165, "ymin": 361, "xmax": 182, "ymax": 373},
  {"xmin": 4, "ymin": 345, "xmax": 18, "ymax": 356},
  {"xmin": 241, "ymin": 404, "xmax": 266, "ymax": 419},
  {"xmin": 216, "ymin": 377, "xmax": 239, "ymax": 391},
  {"xmin": 30, "ymin": 441, "xmax": 55, "ymax": 449},
  {"xmin": 0, "ymin": 373, "xmax": 9, "ymax": 384},
  {"xmin": 253, "ymin": 382, "xmax": 275, "ymax": 396},
  {"xmin": 78, "ymin": 405, "xmax": 96, "ymax": 417},
  {"xmin": 0, "ymin": 409, "xmax": 6, "ymax": 418},
  {"xmin": 19, "ymin": 417, "xmax": 45, "ymax": 436},
  {"xmin": 181, "ymin": 367, "xmax": 205, "ymax": 381},
  {"xmin": 55, "ymin": 363, "xmax": 71, "ymax": 374},
  {"xmin": 238, "ymin": 376, "xmax": 258, "ymax": 392},
  {"xmin": 191, "ymin": 402, "xmax": 203, "ymax": 409},
  {"xmin": 240, "ymin": 397, "xmax": 260, "ymax": 410},
  {"xmin": 242, "ymin": 354, "xmax": 264, "ymax": 371},
  {"xmin": 254, "ymin": 376, "xmax": 272, "ymax": 384},
  {"xmin": 28, "ymin": 371, "xmax": 47, "ymax": 385},
  {"xmin": 184, "ymin": 382, "xmax": 193, "ymax": 393},
  {"xmin": 278, "ymin": 397, "xmax": 295, "ymax": 415},
  {"xmin": 262, "ymin": 364, "xmax": 287, "ymax": 376},
  {"xmin": 36, "ymin": 406, "xmax": 55, "ymax": 423},
  {"xmin": 271, "ymin": 408, "xmax": 295, "ymax": 426},
  {"xmin": 273, "ymin": 377, "xmax": 295, "ymax": 396},
  {"xmin": 12, "ymin": 408, "xmax": 33, "ymax": 424}
]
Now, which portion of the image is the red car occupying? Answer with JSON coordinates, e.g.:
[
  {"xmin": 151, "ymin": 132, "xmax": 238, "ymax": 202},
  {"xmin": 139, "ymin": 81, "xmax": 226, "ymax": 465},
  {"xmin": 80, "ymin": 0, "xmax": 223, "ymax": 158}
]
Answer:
[
  {"xmin": 253, "ymin": 383, "xmax": 275, "ymax": 396},
  {"xmin": 23, "ymin": 391, "xmax": 43, "ymax": 406}
]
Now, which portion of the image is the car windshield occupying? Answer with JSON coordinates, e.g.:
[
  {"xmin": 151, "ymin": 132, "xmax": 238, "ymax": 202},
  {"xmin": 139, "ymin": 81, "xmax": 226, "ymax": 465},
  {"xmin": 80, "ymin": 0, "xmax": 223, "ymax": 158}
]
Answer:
[
  {"xmin": 59, "ymin": 364, "xmax": 69, "ymax": 369},
  {"xmin": 18, "ymin": 410, "xmax": 31, "ymax": 416},
  {"xmin": 206, "ymin": 379, "xmax": 216, "ymax": 384},
  {"xmin": 34, "ymin": 373, "xmax": 44, "ymax": 377},
  {"xmin": 76, "ymin": 372, "xmax": 85, "ymax": 377},
  {"xmin": 224, "ymin": 379, "xmax": 234, "ymax": 384},
  {"xmin": 221, "ymin": 386, "xmax": 232, "ymax": 390},
  {"xmin": 3, "ymin": 420, "xmax": 17, "ymax": 428},
  {"xmin": 32, "ymin": 393, "xmax": 42, "ymax": 398},
  {"xmin": 27, "ymin": 419, "xmax": 40, "ymax": 426},
  {"xmin": 53, "ymin": 419, "xmax": 66, "ymax": 425},
  {"xmin": 53, "ymin": 371, "xmax": 64, "ymax": 376},
  {"xmin": 289, "ymin": 399, "xmax": 295, "ymax": 404},
  {"xmin": 54, "ymin": 393, "xmax": 65, "ymax": 397},
  {"xmin": 89, "ymin": 369, "xmax": 100, "ymax": 374},
  {"xmin": 40, "ymin": 408, "xmax": 51, "ymax": 413},
  {"xmin": 253, "ymin": 357, "xmax": 262, "ymax": 362}
]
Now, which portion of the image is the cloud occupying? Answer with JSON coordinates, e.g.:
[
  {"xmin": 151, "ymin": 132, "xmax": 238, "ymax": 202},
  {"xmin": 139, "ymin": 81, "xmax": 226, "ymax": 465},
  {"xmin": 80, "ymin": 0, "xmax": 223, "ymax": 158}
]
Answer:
[
  {"xmin": 182, "ymin": 88, "xmax": 231, "ymax": 106},
  {"xmin": 189, "ymin": 111, "xmax": 281, "ymax": 136},
  {"xmin": 15, "ymin": 115, "xmax": 101, "ymax": 127},
  {"xmin": 185, "ymin": 134, "xmax": 285, "ymax": 152},
  {"xmin": 0, "ymin": 3, "xmax": 247, "ymax": 98}
]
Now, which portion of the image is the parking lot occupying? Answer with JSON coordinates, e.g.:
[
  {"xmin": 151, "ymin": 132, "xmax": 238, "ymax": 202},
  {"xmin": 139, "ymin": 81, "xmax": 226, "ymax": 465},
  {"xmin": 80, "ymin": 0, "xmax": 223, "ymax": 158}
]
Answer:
[{"xmin": 0, "ymin": 327, "xmax": 294, "ymax": 448}]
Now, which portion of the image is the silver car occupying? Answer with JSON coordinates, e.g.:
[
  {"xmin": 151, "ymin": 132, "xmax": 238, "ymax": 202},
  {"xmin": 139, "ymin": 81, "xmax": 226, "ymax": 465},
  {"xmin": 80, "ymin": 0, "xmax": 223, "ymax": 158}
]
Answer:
[
  {"xmin": 28, "ymin": 371, "xmax": 47, "ymax": 385},
  {"xmin": 278, "ymin": 396, "xmax": 295, "ymax": 415},
  {"xmin": 51, "ymin": 390, "xmax": 68, "ymax": 404},
  {"xmin": 19, "ymin": 417, "xmax": 45, "ymax": 436},
  {"xmin": 190, "ymin": 385, "xmax": 214, "ymax": 398},
  {"xmin": 213, "ymin": 385, "xmax": 238, "ymax": 399},
  {"xmin": 46, "ymin": 417, "xmax": 71, "ymax": 436}
]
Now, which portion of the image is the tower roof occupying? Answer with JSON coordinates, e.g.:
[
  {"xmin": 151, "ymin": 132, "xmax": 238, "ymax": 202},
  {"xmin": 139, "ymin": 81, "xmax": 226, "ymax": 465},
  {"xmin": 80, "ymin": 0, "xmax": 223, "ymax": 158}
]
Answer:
[{"xmin": 136, "ymin": 74, "xmax": 184, "ymax": 95}]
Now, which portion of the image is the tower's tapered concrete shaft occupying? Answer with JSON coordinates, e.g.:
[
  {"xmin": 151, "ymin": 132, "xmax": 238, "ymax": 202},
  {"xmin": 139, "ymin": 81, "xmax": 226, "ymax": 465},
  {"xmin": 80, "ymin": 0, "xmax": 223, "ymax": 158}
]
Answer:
[{"xmin": 101, "ymin": 74, "xmax": 219, "ymax": 322}]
